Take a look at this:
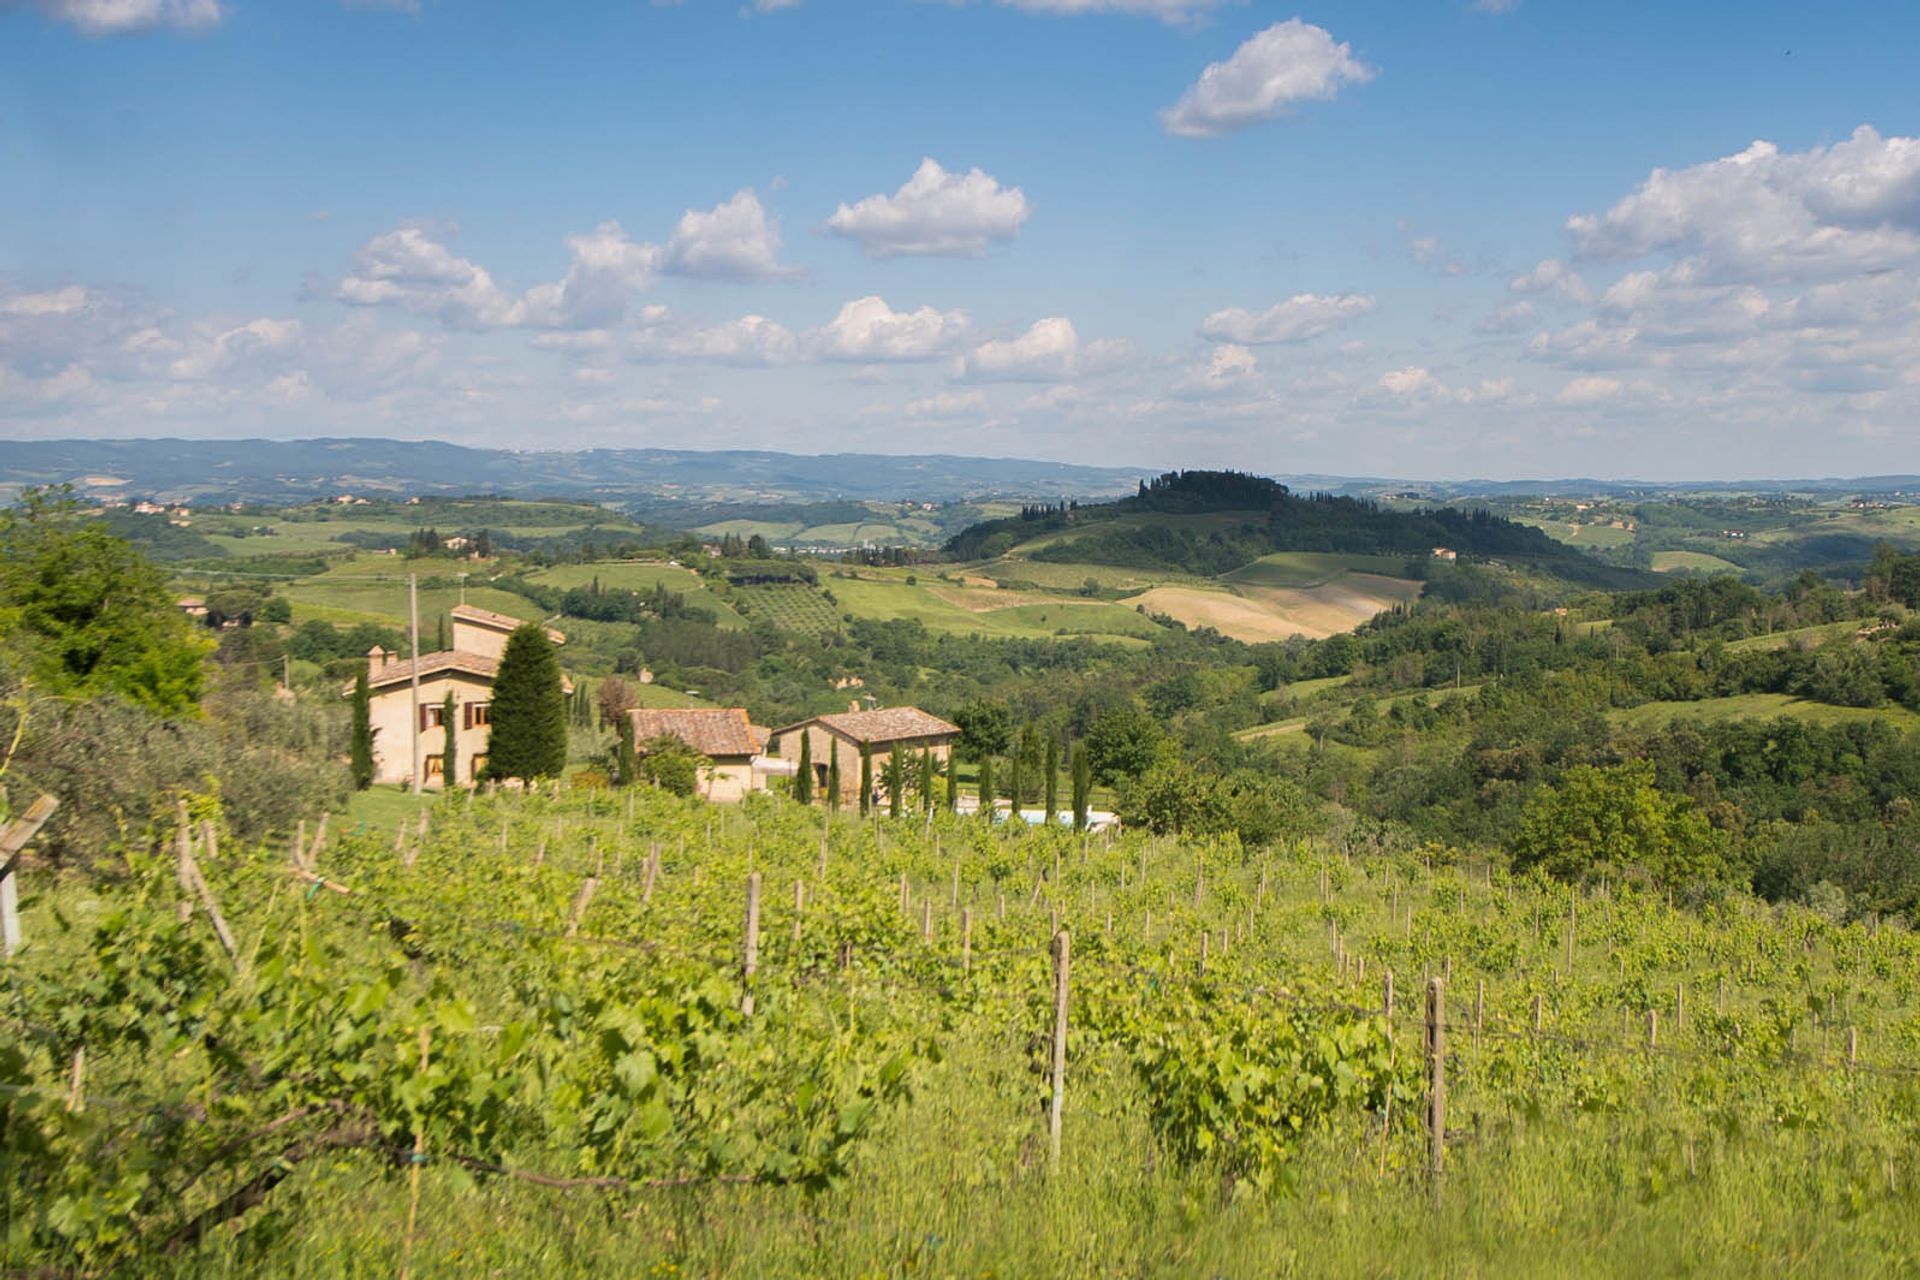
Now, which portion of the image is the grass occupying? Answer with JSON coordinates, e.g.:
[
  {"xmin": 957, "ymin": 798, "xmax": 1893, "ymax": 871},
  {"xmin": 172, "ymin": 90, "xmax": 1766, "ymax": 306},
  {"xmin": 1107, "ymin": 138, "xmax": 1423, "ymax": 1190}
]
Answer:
[
  {"xmin": 524, "ymin": 561, "xmax": 747, "ymax": 628},
  {"xmin": 731, "ymin": 582, "xmax": 841, "ymax": 636},
  {"xmin": 1513, "ymin": 516, "xmax": 1639, "ymax": 549},
  {"xmin": 825, "ymin": 569, "xmax": 1167, "ymax": 643},
  {"xmin": 1722, "ymin": 620, "xmax": 1863, "ymax": 652},
  {"xmin": 1652, "ymin": 550, "xmax": 1744, "ymax": 574},
  {"xmin": 1612, "ymin": 692, "xmax": 1920, "ymax": 732}
]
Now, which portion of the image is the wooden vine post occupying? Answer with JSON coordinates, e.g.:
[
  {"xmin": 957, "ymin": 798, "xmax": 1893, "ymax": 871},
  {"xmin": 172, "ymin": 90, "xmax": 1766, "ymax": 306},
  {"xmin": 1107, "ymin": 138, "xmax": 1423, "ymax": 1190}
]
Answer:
[
  {"xmin": 1426, "ymin": 977, "xmax": 1446, "ymax": 1180},
  {"xmin": 741, "ymin": 872, "xmax": 762, "ymax": 1017},
  {"xmin": 400, "ymin": 1025, "xmax": 430, "ymax": 1280},
  {"xmin": 0, "ymin": 795, "xmax": 58, "ymax": 960},
  {"xmin": 1048, "ymin": 928, "xmax": 1071, "ymax": 1168}
]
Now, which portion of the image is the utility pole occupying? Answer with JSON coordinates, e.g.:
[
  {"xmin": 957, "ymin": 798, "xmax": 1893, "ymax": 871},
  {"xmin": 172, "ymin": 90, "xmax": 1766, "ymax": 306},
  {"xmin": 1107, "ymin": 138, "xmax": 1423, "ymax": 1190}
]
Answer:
[
  {"xmin": 409, "ymin": 573, "xmax": 422, "ymax": 795},
  {"xmin": 280, "ymin": 652, "xmax": 290, "ymax": 692}
]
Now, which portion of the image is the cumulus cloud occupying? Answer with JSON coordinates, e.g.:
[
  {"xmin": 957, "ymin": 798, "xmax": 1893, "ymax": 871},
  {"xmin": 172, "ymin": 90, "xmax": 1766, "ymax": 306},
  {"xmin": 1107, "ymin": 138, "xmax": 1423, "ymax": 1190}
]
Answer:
[
  {"xmin": 16, "ymin": 0, "xmax": 221, "ymax": 35},
  {"xmin": 810, "ymin": 296, "xmax": 972, "ymax": 361},
  {"xmin": 1161, "ymin": 19, "xmax": 1374, "ymax": 139},
  {"xmin": 825, "ymin": 158, "xmax": 1030, "ymax": 258},
  {"xmin": 660, "ymin": 189, "xmax": 797, "ymax": 283},
  {"xmin": 1175, "ymin": 343, "xmax": 1263, "ymax": 398},
  {"xmin": 335, "ymin": 226, "xmax": 530, "ymax": 329},
  {"xmin": 1567, "ymin": 126, "xmax": 1920, "ymax": 282},
  {"xmin": 959, "ymin": 317, "xmax": 1130, "ymax": 382},
  {"xmin": 1508, "ymin": 258, "xmax": 1590, "ymax": 304},
  {"xmin": 902, "ymin": 389, "xmax": 990, "ymax": 419},
  {"xmin": 1199, "ymin": 292, "xmax": 1376, "ymax": 344},
  {"xmin": 629, "ymin": 313, "xmax": 799, "ymax": 366}
]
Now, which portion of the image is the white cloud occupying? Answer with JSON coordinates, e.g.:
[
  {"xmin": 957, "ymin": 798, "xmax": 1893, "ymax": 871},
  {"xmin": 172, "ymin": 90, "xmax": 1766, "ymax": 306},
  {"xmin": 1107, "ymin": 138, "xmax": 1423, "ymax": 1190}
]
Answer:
[
  {"xmin": 631, "ymin": 313, "xmax": 798, "ymax": 366},
  {"xmin": 1161, "ymin": 19, "xmax": 1374, "ymax": 139},
  {"xmin": 1378, "ymin": 366, "xmax": 1437, "ymax": 397},
  {"xmin": 997, "ymin": 0, "xmax": 1236, "ymax": 25},
  {"xmin": 661, "ymin": 189, "xmax": 797, "ymax": 283},
  {"xmin": 1567, "ymin": 126, "xmax": 1920, "ymax": 282},
  {"xmin": 1508, "ymin": 258, "xmax": 1590, "ymax": 304},
  {"xmin": 959, "ymin": 317, "xmax": 1129, "ymax": 381},
  {"xmin": 826, "ymin": 158, "xmax": 1030, "ymax": 258},
  {"xmin": 1555, "ymin": 376, "xmax": 1624, "ymax": 405},
  {"xmin": 524, "ymin": 221, "xmax": 661, "ymax": 330},
  {"xmin": 1200, "ymin": 292, "xmax": 1376, "ymax": 344},
  {"xmin": 20, "ymin": 0, "xmax": 221, "ymax": 35},
  {"xmin": 166, "ymin": 318, "xmax": 304, "ymax": 381},
  {"xmin": 335, "ymin": 226, "xmax": 529, "ymax": 329},
  {"xmin": 1476, "ymin": 300, "xmax": 1536, "ymax": 333},
  {"xmin": 810, "ymin": 296, "xmax": 972, "ymax": 361},
  {"xmin": 1175, "ymin": 343, "xmax": 1263, "ymax": 398},
  {"xmin": 902, "ymin": 390, "xmax": 990, "ymax": 419},
  {"xmin": 0, "ymin": 285, "xmax": 91, "ymax": 317}
]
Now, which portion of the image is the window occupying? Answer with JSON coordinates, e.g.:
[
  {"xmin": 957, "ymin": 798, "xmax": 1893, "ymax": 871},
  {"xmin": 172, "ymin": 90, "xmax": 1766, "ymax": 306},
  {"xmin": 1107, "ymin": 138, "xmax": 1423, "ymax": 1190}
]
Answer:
[
  {"xmin": 466, "ymin": 702, "xmax": 491, "ymax": 728},
  {"xmin": 421, "ymin": 704, "xmax": 447, "ymax": 730},
  {"xmin": 425, "ymin": 753, "xmax": 445, "ymax": 780}
]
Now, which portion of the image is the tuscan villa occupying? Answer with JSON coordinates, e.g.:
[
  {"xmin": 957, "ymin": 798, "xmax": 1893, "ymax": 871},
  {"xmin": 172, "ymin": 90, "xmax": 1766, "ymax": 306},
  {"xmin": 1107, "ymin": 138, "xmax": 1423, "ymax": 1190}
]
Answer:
[
  {"xmin": 625, "ymin": 707, "xmax": 778, "ymax": 803},
  {"xmin": 766, "ymin": 705, "xmax": 959, "ymax": 809},
  {"xmin": 346, "ymin": 603, "xmax": 566, "ymax": 788}
]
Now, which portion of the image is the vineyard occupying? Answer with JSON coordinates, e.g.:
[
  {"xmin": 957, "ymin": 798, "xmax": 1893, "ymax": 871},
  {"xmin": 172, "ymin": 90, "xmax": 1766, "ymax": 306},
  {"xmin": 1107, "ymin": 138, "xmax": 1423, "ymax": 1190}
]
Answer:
[
  {"xmin": 6, "ymin": 788, "xmax": 1920, "ymax": 1275},
  {"xmin": 728, "ymin": 583, "xmax": 844, "ymax": 637}
]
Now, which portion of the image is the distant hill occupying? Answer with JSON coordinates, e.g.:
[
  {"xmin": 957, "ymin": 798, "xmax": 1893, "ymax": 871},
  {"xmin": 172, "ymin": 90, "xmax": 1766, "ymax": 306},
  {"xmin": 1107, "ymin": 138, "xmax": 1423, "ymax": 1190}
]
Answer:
[
  {"xmin": 0, "ymin": 438, "xmax": 1147, "ymax": 507},
  {"xmin": 946, "ymin": 469, "xmax": 1658, "ymax": 591}
]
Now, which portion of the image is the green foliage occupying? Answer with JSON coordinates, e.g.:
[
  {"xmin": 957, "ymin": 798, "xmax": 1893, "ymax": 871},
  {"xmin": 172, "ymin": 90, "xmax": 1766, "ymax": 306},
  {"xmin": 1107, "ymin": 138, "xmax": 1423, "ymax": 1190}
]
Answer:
[
  {"xmin": 484, "ymin": 624, "xmax": 568, "ymax": 783},
  {"xmin": 350, "ymin": 668, "xmax": 375, "ymax": 790},
  {"xmin": 1044, "ymin": 736, "xmax": 1060, "ymax": 822},
  {"xmin": 794, "ymin": 729, "xmax": 813, "ymax": 804},
  {"xmin": 0, "ymin": 487, "xmax": 210, "ymax": 713},
  {"xmin": 1071, "ymin": 747, "xmax": 1091, "ymax": 830},
  {"xmin": 1511, "ymin": 761, "xmax": 1729, "ymax": 888},
  {"xmin": 859, "ymin": 741, "xmax": 874, "ymax": 816},
  {"xmin": 442, "ymin": 690, "xmax": 458, "ymax": 789},
  {"xmin": 638, "ymin": 734, "xmax": 704, "ymax": 797},
  {"xmin": 1082, "ymin": 704, "xmax": 1171, "ymax": 786},
  {"xmin": 952, "ymin": 700, "xmax": 1012, "ymax": 759},
  {"xmin": 827, "ymin": 739, "xmax": 842, "ymax": 812}
]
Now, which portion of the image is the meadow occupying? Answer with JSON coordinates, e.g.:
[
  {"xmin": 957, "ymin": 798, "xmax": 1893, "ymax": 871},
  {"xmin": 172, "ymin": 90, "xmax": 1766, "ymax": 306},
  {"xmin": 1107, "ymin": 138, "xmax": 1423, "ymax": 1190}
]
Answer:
[{"xmin": 7, "ymin": 784, "xmax": 1919, "ymax": 1276}]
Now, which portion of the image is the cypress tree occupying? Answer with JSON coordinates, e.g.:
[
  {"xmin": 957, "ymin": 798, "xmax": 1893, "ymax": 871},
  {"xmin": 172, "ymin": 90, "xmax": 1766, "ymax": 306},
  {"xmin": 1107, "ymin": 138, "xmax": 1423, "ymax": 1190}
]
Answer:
[
  {"xmin": 442, "ymin": 690, "xmax": 458, "ymax": 790},
  {"xmin": 485, "ymin": 622, "xmax": 567, "ymax": 783},
  {"xmin": 615, "ymin": 710, "xmax": 638, "ymax": 787},
  {"xmin": 1044, "ymin": 735, "xmax": 1060, "ymax": 825},
  {"xmin": 1008, "ymin": 749, "xmax": 1024, "ymax": 822},
  {"xmin": 978, "ymin": 754, "xmax": 995, "ymax": 821},
  {"xmin": 1072, "ymin": 747, "xmax": 1092, "ymax": 832},
  {"xmin": 349, "ymin": 667, "xmax": 375, "ymax": 790},
  {"xmin": 827, "ymin": 739, "xmax": 842, "ymax": 811},
  {"xmin": 945, "ymin": 751, "xmax": 959, "ymax": 811},
  {"xmin": 795, "ymin": 729, "xmax": 814, "ymax": 804},
  {"xmin": 859, "ymin": 740, "xmax": 874, "ymax": 815},
  {"xmin": 919, "ymin": 748, "xmax": 935, "ymax": 814},
  {"xmin": 435, "ymin": 614, "xmax": 446, "ymax": 653},
  {"xmin": 885, "ymin": 752, "xmax": 904, "ymax": 818}
]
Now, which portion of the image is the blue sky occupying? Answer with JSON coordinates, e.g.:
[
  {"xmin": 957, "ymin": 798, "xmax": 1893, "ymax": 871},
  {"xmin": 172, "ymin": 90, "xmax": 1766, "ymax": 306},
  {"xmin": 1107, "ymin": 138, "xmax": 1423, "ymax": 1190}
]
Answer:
[{"xmin": 3, "ymin": 0, "xmax": 1918, "ymax": 479}]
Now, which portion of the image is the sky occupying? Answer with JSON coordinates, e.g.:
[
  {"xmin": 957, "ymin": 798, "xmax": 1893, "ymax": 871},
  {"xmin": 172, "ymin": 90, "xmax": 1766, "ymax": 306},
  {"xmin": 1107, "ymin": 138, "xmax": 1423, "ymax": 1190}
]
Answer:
[{"xmin": 2, "ymin": 0, "xmax": 1917, "ymax": 480}]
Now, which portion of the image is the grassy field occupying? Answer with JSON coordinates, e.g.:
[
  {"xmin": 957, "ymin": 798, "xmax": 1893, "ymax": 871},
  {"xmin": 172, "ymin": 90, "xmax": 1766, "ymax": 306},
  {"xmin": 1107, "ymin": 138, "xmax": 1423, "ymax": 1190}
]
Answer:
[
  {"xmin": 1220, "ymin": 551, "xmax": 1418, "ymax": 589},
  {"xmin": 1722, "ymin": 620, "xmax": 1863, "ymax": 652},
  {"xmin": 1612, "ymin": 692, "xmax": 1920, "ymax": 732},
  {"xmin": 1513, "ymin": 516, "xmax": 1639, "ymax": 549},
  {"xmin": 524, "ymin": 561, "xmax": 748, "ymax": 628},
  {"xmin": 1652, "ymin": 550, "xmax": 1744, "ymax": 574},
  {"xmin": 14, "ymin": 787, "xmax": 1920, "ymax": 1275},
  {"xmin": 731, "ymin": 582, "xmax": 842, "ymax": 636},
  {"xmin": 826, "ymin": 569, "xmax": 1165, "ymax": 642}
]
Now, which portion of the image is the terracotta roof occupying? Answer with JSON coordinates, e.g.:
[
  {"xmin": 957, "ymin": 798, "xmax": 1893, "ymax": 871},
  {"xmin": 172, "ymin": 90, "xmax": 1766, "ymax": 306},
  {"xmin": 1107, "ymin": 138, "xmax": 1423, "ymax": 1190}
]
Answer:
[
  {"xmin": 629, "ymin": 708, "xmax": 762, "ymax": 759},
  {"xmin": 452, "ymin": 603, "xmax": 566, "ymax": 645},
  {"xmin": 345, "ymin": 650, "xmax": 497, "ymax": 695},
  {"xmin": 788, "ymin": 706, "xmax": 959, "ymax": 745},
  {"xmin": 343, "ymin": 649, "xmax": 573, "ymax": 696}
]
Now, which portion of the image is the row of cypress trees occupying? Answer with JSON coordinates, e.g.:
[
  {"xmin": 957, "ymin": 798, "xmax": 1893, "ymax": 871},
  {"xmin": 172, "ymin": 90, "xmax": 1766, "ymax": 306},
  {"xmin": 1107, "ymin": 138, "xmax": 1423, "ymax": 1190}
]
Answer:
[{"xmin": 785, "ymin": 727, "xmax": 1096, "ymax": 829}]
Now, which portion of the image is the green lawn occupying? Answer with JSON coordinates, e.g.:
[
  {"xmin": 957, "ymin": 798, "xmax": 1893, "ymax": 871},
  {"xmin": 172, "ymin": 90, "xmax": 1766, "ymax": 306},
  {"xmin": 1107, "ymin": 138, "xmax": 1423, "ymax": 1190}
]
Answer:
[
  {"xmin": 1651, "ymin": 550, "xmax": 1743, "ymax": 574},
  {"xmin": 1513, "ymin": 517, "xmax": 1639, "ymax": 549},
  {"xmin": 1722, "ymin": 620, "xmax": 1862, "ymax": 652}
]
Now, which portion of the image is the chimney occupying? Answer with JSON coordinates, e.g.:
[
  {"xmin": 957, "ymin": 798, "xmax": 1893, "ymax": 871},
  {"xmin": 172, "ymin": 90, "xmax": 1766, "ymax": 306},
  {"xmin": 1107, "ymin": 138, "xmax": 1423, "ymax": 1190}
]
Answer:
[{"xmin": 368, "ymin": 645, "xmax": 386, "ymax": 676}]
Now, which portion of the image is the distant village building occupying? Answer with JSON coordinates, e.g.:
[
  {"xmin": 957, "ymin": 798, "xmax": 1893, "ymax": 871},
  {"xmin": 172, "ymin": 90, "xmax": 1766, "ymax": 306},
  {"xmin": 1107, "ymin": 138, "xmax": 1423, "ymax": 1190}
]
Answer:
[
  {"xmin": 626, "ymin": 708, "xmax": 774, "ymax": 803},
  {"xmin": 133, "ymin": 501, "xmax": 165, "ymax": 515},
  {"xmin": 176, "ymin": 596, "xmax": 208, "ymax": 619},
  {"xmin": 1430, "ymin": 547, "xmax": 1458, "ymax": 562},
  {"xmin": 766, "ymin": 705, "xmax": 959, "ymax": 809},
  {"xmin": 343, "ymin": 604, "xmax": 567, "ymax": 788}
]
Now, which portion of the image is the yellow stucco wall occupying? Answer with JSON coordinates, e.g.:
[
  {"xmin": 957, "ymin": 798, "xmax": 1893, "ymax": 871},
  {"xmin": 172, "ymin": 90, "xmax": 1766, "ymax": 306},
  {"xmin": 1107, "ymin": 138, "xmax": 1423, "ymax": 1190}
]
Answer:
[{"xmin": 367, "ymin": 670, "xmax": 498, "ymax": 787}]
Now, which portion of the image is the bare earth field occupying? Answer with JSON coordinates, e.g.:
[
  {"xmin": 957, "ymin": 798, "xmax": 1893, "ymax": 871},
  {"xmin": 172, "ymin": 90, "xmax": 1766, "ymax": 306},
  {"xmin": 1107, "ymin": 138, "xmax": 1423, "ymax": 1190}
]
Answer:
[{"xmin": 1124, "ymin": 571, "xmax": 1422, "ymax": 642}]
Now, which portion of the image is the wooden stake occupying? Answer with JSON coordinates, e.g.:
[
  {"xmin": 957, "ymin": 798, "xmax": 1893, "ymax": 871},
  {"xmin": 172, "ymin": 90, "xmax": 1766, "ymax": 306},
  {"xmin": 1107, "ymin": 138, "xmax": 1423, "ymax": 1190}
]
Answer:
[
  {"xmin": 921, "ymin": 899, "xmax": 933, "ymax": 943},
  {"xmin": 792, "ymin": 879, "xmax": 805, "ymax": 947},
  {"xmin": 1532, "ymin": 993, "xmax": 1544, "ymax": 1033},
  {"xmin": 65, "ymin": 1046, "xmax": 84, "ymax": 1114},
  {"xmin": 0, "ymin": 795, "xmax": 58, "ymax": 960},
  {"xmin": 566, "ymin": 878, "xmax": 599, "ymax": 938},
  {"xmin": 400, "ymin": 1026, "xmax": 429, "ymax": 1280},
  {"xmin": 1048, "ymin": 929, "xmax": 1071, "ymax": 1168},
  {"xmin": 961, "ymin": 908, "xmax": 973, "ymax": 975},
  {"xmin": 1426, "ymin": 978, "xmax": 1446, "ymax": 1180},
  {"xmin": 741, "ymin": 872, "xmax": 761, "ymax": 1017},
  {"xmin": 1383, "ymin": 969, "xmax": 1394, "ymax": 1020}
]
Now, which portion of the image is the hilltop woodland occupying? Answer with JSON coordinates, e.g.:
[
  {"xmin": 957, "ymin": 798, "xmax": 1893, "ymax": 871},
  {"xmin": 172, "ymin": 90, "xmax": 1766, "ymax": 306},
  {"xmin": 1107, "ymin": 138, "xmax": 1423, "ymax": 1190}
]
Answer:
[{"xmin": 8, "ymin": 475, "xmax": 1920, "ymax": 1271}]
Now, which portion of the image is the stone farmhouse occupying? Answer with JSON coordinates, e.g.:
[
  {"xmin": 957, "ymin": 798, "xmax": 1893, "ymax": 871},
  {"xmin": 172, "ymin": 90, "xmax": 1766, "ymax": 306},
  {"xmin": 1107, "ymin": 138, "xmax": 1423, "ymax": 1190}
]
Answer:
[
  {"xmin": 346, "ymin": 603, "xmax": 566, "ymax": 788},
  {"xmin": 626, "ymin": 708, "xmax": 779, "ymax": 803},
  {"xmin": 766, "ymin": 705, "xmax": 959, "ymax": 809}
]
